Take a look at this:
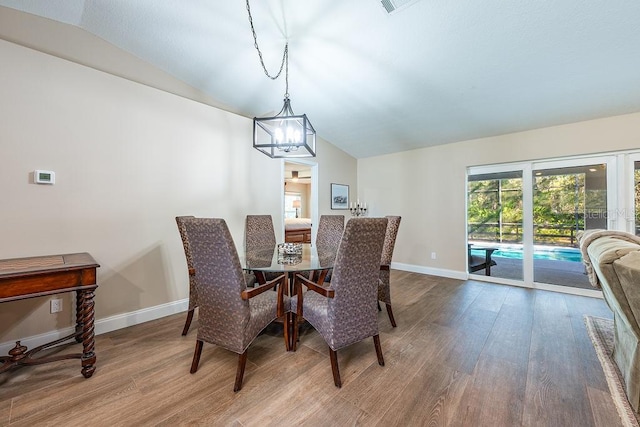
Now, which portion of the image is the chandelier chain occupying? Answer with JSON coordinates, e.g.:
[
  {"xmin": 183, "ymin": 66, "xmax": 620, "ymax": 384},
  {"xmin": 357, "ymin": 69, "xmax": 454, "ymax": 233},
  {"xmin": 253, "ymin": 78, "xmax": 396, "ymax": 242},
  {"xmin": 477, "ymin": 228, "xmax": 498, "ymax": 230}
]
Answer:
[{"xmin": 246, "ymin": 0, "xmax": 289, "ymax": 97}]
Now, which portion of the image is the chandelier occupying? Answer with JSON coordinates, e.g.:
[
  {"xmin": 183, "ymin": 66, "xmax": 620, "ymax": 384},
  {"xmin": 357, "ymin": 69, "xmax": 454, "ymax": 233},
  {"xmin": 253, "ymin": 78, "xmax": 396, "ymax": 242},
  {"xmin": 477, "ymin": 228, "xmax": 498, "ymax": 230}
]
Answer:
[{"xmin": 246, "ymin": 0, "xmax": 316, "ymax": 158}]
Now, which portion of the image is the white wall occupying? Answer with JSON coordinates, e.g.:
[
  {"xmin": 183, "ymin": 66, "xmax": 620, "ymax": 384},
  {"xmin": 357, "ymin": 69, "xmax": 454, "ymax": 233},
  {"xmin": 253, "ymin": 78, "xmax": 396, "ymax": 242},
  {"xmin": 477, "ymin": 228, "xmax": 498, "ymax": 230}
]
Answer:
[
  {"xmin": 0, "ymin": 39, "xmax": 356, "ymax": 343},
  {"xmin": 359, "ymin": 112, "xmax": 640, "ymax": 275}
]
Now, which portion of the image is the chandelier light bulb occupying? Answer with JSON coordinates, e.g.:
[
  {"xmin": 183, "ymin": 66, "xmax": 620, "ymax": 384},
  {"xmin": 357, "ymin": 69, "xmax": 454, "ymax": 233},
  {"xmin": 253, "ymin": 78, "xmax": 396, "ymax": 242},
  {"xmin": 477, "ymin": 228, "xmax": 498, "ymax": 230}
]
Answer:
[
  {"xmin": 275, "ymin": 127, "xmax": 284, "ymax": 143},
  {"xmin": 286, "ymin": 126, "xmax": 301, "ymax": 143}
]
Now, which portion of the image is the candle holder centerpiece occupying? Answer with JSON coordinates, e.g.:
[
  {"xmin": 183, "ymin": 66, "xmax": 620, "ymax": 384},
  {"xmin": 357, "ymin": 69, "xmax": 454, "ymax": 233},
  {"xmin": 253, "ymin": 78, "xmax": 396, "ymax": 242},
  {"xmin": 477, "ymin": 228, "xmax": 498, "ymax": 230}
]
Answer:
[{"xmin": 350, "ymin": 200, "xmax": 367, "ymax": 217}]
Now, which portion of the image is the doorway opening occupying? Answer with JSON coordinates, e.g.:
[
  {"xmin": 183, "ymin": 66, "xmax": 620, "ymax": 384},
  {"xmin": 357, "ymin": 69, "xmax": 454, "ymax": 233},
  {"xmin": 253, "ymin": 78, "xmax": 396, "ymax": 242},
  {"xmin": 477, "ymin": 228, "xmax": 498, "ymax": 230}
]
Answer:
[{"xmin": 283, "ymin": 161, "xmax": 317, "ymax": 243}]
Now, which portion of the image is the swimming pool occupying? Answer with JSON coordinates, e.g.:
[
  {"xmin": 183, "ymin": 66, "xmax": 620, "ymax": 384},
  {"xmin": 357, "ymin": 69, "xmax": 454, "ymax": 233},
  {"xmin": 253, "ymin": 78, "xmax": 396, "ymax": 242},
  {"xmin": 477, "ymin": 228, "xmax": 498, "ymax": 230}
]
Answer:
[{"xmin": 471, "ymin": 246, "xmax": 582, "ymax": 262}]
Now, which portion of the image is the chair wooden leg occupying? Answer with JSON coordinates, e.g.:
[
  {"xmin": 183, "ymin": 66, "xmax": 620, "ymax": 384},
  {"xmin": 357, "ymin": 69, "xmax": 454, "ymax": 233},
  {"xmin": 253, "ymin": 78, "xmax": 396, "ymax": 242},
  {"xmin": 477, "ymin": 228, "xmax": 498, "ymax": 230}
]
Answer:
[
  {"xmin": 182, "ymin": 309, "xmax": 195, "ymax": 336},
  {"xmin": 234, "ymin": 350, "xmax": 248, "ymax": 392},
  {"xmin": 329, "ymin": 348, "xmax": 341, "ymax": 388},
  {"xmin": 190, "ymin": 340, "xmax": 203, "ymax": 374},
  {"xmin": 291, "ymin": 313, "xmax": 299, "ymax": 352},
  {"xmin": 283, "ymin": 312, "xmax": 291, "ymax": 351},
  {"xmin": 373, "ymin": 335, "xmax": 385, "ymax": 366},
  {"xmin": 385, "ymin": 303, "xmax": 397, "ymax": 328}
]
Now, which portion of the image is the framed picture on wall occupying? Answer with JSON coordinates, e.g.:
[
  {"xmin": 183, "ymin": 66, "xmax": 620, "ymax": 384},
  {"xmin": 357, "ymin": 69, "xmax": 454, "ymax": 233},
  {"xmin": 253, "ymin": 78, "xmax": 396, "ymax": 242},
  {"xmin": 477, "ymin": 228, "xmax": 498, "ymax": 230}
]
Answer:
[{"xmin": 331, "ymin": 183, "xmax": 349, "ymax": 210}]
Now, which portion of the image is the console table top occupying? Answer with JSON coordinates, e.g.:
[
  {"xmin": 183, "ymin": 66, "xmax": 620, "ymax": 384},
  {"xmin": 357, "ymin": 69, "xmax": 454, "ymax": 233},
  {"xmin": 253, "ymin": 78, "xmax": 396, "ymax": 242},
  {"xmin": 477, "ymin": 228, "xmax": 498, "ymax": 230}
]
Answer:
[
  {"xmin": 0, "ymin": 252, "xmax": 99, "ymax": 278},
  {"xmin": 0, "ymin": 252, "xmax": 99, "ymax": 301}
]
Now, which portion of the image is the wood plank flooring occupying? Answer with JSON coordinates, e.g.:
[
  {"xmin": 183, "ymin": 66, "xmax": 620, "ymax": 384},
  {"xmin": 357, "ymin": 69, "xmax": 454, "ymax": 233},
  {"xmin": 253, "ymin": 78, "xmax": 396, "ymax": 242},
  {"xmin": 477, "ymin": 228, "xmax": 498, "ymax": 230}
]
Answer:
[{"xmin": 0, "ymin": 271, "xmax": 620, "ymax": 426}]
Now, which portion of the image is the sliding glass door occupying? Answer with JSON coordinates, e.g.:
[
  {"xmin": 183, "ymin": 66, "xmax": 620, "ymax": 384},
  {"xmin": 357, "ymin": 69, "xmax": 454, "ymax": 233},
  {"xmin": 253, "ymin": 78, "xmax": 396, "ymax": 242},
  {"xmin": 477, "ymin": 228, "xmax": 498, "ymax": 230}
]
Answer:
[
  {"xmin": 531, "ymin": 162, "xmax": 608, "ymax": 288},
  {"xmin": 467, "ymin": 168, "xmax": 524, "ymax": 281},
  {"xmin": 468, "ymin": 155, "xmax": 617, "ymax": 290}
]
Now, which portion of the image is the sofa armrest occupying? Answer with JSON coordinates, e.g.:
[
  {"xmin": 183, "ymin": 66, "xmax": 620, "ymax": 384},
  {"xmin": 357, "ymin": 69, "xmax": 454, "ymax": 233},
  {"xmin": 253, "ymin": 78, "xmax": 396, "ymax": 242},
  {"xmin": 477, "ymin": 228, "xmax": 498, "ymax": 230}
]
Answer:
[
  {"xmin": 588, "ymin": 238, "xmax": 640, "ymax": 266},
  {"xmin": 588, "ymin": 237, "xmax": 640, "ymax": 336},
  {"xmin": 614, "ymin": 251, "xmax": 640, "ymax": 331}
]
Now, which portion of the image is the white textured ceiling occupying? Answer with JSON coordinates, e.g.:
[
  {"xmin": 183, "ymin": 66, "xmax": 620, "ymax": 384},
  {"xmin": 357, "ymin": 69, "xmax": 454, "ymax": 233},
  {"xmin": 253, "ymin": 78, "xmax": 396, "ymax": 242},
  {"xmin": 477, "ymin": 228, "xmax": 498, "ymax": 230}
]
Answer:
[{"xmin": 2, "ymin": 0, "xmax": 640, "ymax": 158}]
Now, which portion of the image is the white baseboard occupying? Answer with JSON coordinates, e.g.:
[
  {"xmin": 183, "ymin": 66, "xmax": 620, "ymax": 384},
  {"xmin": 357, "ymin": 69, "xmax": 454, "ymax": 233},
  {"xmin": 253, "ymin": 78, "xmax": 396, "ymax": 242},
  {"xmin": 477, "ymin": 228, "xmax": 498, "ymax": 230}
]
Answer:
[
  {"xmin": 94, "ymin": 298, "xmax": 189, "ymax": 336},
  {"xmin": 391, "ymin": 262, "xmax": 468, "ymax": 280},
  {"xmin": 0, "ymin": 298, "xmax": 189, "ymax": 355},
  {"xmin": 392, "ymin": 262, "xmax": 603, "ymax": 299}
]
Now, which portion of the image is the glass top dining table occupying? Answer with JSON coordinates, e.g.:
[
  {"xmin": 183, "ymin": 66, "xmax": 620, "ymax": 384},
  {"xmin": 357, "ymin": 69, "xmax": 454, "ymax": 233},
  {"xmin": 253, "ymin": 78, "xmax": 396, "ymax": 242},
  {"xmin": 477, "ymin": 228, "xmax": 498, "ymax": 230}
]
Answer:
[{"xmin": 239, "ymin": 243, "xmax": 336, "ymax": 275}]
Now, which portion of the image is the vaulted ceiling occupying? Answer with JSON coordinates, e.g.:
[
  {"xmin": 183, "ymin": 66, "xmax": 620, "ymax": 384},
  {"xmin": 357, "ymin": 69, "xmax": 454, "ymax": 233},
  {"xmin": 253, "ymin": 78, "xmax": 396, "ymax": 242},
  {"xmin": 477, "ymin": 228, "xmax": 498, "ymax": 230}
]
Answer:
[{"xmin": 2, "ymin": 1, "xmax": 640, "ymax": 158}]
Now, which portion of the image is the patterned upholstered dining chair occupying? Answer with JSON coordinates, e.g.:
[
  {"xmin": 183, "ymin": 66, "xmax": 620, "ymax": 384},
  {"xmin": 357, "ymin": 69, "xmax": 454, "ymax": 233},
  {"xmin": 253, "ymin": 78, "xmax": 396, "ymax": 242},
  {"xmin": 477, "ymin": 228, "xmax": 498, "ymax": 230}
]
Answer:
[
  {"xmin": 379, "ymin": 216, "xmax": 402, "ymax": 327},
  {"xmin": 316, "ymin": 215, "xmax": 345, "ymax": 249},
  {"xmin": 311, "ymin": 215, "xmax": 344, "ymax": 282},
  {"xmin": 175, "ymin": 216, "xmax": 198, "ymax": 336},
  {"xmin": 245, "ymin": 215, "xmax": 280, "ymax": 283},
  {"xmin": 176, "ymin": 216, "xmax": 255, "ymax": 335},
  {"xmin": 291, "ymin": 217, "xmax": 388, "ymax": 387},
  {"xmin": 245, "ymin": 215, "xmax": 276, "ymax": 252},
  {"xmin": 183, "ymin": 217, "xmax": 288, "ymax": 392}
]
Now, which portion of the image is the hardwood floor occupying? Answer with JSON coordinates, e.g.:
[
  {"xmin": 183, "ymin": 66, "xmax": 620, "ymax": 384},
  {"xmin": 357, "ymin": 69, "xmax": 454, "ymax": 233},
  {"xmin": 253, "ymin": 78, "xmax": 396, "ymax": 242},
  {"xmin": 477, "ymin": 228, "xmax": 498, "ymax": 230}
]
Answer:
[{"xmin": 0, "ymin": 271, "xmax": 620, "ymax": 426}]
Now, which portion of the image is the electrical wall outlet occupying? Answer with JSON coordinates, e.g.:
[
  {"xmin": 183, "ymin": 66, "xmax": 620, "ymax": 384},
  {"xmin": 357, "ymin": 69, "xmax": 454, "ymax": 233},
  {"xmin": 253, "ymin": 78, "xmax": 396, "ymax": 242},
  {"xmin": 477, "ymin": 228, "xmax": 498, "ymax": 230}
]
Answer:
[
  {"xmin": 50, "ymin": 298, "xmax": 62, "ymax": 313},
  {"xmin": 431, "ymin": 252, "xmax": 437, "ymax": 260}
]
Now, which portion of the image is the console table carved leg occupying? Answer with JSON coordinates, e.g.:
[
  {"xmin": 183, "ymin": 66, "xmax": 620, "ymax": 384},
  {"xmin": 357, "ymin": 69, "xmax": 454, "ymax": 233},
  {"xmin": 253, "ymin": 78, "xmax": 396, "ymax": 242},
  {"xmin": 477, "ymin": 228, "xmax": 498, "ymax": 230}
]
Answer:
[
  {"xmin": 75, "ymin": 290, "xmax": 84, "ymax": 343},
  {"xmin": 79, "ymin": 289, "xmax": 96, "ymax": 378}
]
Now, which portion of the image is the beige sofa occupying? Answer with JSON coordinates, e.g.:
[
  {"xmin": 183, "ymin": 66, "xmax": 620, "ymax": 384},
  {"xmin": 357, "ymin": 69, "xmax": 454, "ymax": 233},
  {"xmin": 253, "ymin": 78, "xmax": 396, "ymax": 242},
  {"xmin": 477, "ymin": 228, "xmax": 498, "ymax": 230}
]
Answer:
[{"xmin": 579, "ymin": 230, "xmax": 640, "ymax": 411}]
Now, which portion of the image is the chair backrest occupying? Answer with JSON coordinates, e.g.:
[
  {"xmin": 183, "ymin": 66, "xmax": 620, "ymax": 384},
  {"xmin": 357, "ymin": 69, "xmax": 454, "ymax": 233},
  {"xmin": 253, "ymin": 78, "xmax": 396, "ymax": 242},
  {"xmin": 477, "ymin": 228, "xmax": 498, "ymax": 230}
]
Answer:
[
  {"xmin": 245, "ymin": 215, "xmax": 276, "ymax": 252},
  {"xmin": 316, "ymin": 215, "xmax": 345, "ymax": 249},
  {"xmin": 329, "ymin": 217, "xmax": 388, "ymax": 348},
  {"xmin": 176, "ymin": 216, "xmax": 196, "ymax": 271},
  {"xmin": 381, "ymin": 216, "xmax": 401, "ymax": 265},
  {"xmin": 176, "ymin": 216, "xmax": 198, "ymax": 308},
  {"xmin": 183, "ymin": 217, "xmax": 250, "ymax": 352}
]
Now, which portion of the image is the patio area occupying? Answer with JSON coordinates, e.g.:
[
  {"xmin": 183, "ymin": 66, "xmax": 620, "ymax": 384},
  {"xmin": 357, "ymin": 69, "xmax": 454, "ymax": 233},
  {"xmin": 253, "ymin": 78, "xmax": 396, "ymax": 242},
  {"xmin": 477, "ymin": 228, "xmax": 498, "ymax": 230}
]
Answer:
[{"xmin": 488, "ymin": 256, "xmax": 592, "ymax": 289}]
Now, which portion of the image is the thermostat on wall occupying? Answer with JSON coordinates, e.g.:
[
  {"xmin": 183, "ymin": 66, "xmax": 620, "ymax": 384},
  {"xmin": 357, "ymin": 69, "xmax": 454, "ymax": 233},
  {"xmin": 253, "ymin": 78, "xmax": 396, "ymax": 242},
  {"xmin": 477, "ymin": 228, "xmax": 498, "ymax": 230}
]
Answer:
[{"xmin": 34, "ymin": 170, "xmax": 55, "ymax": 184}]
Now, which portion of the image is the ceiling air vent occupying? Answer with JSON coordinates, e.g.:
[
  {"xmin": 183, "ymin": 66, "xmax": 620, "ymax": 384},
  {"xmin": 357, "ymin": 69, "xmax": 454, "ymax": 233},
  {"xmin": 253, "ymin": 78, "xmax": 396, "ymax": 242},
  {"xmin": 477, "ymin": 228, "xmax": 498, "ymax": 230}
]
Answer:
[{"xmin": 380, "ymin": 0, "xmax": 420, "ymax": 14}]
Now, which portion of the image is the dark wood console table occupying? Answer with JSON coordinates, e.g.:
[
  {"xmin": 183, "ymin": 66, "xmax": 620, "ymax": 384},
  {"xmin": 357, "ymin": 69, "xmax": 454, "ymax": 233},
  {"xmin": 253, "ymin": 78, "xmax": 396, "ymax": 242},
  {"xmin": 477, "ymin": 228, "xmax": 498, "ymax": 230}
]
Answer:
[{"xmin": 0, "ymin": 252, "xmax": 99, "ymax": 378}]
